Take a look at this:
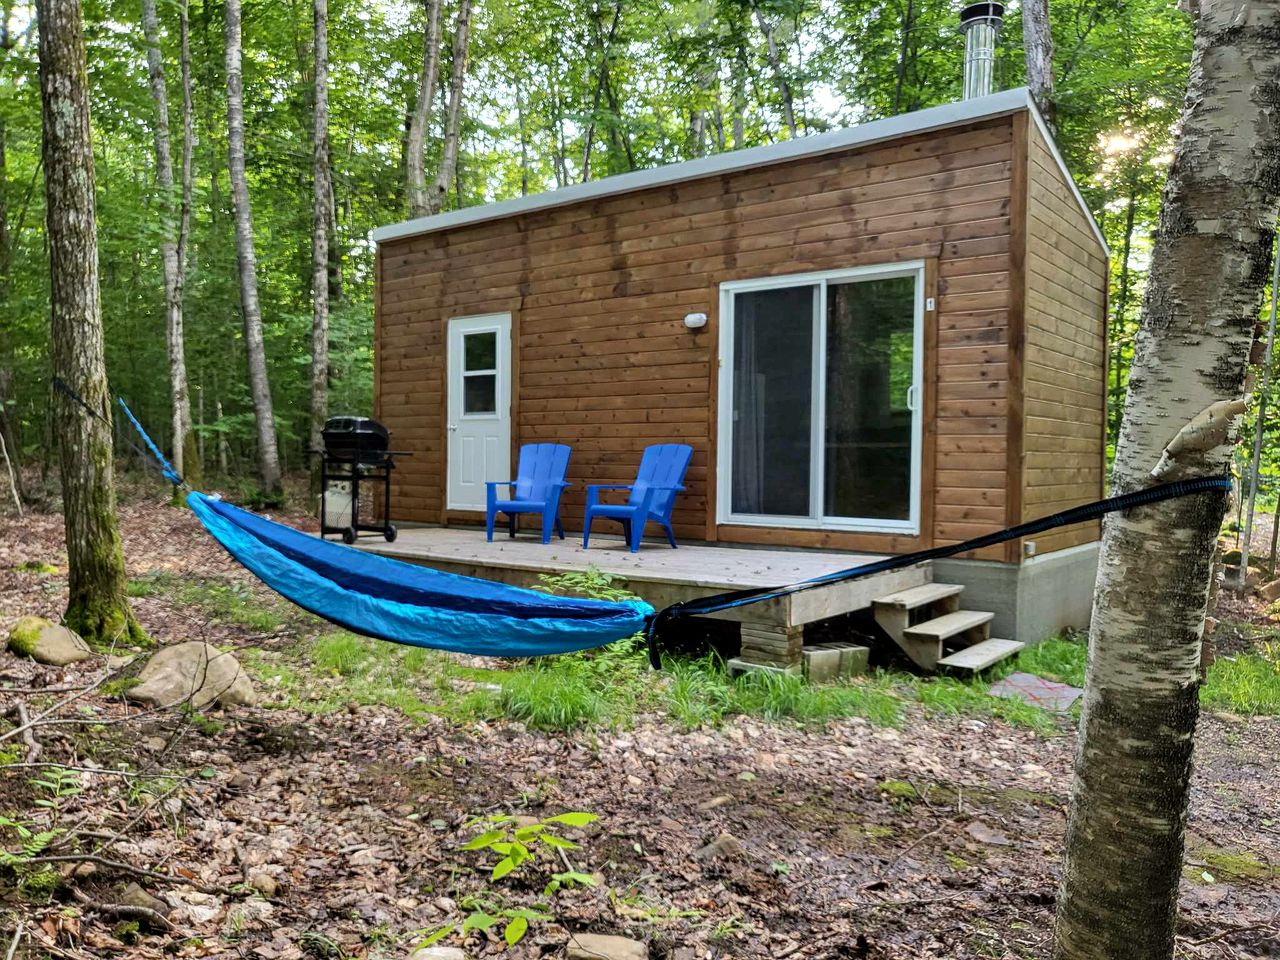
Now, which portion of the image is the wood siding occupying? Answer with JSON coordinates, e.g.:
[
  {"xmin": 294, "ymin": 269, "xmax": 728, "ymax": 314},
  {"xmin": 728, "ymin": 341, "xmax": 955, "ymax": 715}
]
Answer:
[
  {"xmin": 375, "ymin": 110, "xmax": 1102, "ymax": 561},
  {"xmin": 1017, "ymin": 118, "xmax": 1108, "ymax": 556}
]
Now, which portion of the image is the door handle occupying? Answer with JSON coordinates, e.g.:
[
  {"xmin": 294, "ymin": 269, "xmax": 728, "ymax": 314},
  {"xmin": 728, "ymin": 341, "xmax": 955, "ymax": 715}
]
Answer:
[
  {"xmin": 448, "ymin": 424, "xmax": 458, "ymax": 432},
  {"xmin": 906, "ymin": 385, "xmax": 919, "ymax": 412}
]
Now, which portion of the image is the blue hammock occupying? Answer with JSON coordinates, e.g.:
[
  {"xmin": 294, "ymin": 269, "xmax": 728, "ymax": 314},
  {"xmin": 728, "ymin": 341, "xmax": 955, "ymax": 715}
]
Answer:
[{"xmin": 187, "ymin": 491, "xmax": 653, "ymax": 656}]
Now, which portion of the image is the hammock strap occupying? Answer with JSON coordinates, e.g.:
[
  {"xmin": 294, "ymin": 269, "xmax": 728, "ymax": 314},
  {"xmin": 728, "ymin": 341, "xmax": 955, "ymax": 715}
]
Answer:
[
  {"xmin": 116, "ymin": 398, "xmax": 184, "ymax": 486},
  {"xmin": 643, "ymin": 475, "xmax": 1233, "ymax": 669},
  {"xmin": 51, "ymin": 378, "xmax": 184, "ymax": 487}
]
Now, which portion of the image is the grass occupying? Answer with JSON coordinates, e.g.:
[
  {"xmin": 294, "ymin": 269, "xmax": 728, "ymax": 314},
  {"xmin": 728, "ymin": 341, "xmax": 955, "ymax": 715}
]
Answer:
[
  {"xmin": 1201, "ymin": 644, "xmax": 1280, "ymax": 716},
  {"xmin": 128, "ymin": 572, "xmax": 289, "ymax": 633}
]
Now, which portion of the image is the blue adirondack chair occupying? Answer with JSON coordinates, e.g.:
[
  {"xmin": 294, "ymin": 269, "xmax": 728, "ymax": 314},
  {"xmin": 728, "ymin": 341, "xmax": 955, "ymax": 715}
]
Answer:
[
  {"xmin": 486, "ymin": 443, "xmax": 572, "ymax": 544},
  {"xmin": 582, "ymin": 444, "xmax": 693, "ymax": 553}
]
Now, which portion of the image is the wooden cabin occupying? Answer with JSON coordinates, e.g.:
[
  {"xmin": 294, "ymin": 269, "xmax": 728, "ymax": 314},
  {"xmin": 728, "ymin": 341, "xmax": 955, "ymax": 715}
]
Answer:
[{"xmin": 369, "ymin": 87, "xmax": 1108, "ymax": 673}]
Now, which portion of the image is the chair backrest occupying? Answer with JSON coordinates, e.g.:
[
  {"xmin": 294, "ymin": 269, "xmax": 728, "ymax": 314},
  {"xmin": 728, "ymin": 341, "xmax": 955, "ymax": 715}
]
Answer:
[
  {"xmin": 629, "ymin": 444, "xmax": 693, "ymax": 519},
  {"xmin": 514, "ymin": 443, "xmax": 571, "ymax": 501}
]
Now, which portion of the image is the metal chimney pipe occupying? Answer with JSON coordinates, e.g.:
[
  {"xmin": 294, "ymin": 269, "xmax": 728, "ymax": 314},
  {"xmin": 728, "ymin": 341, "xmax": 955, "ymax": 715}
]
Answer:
[{"xmin": 960, "ymin": 2, "xmax": 1004, "ymax": 100}]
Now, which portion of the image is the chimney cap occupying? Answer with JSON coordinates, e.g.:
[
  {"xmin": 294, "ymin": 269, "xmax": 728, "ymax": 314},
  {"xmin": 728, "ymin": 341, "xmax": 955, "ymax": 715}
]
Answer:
[{"xmin": 959, "ymin": 1, "xmax": 1004, "ymax": 25}]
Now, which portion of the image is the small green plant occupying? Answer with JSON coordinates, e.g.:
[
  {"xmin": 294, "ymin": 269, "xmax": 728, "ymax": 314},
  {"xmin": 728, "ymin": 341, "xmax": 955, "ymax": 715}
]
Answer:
[
  {"xmin": 535, "ymin": 568, "xmax": 638, "ymax": 603},
  {"xmin": 15, "ymin": 560, "xmax": 58, "ymax": 574},
  {"xmin": 31, "ymin": 765, "xmax": 83, "ymax": 809},
  {"xmin": 421, "ymin": 811, "xmax": 599, "ymax": 949}
]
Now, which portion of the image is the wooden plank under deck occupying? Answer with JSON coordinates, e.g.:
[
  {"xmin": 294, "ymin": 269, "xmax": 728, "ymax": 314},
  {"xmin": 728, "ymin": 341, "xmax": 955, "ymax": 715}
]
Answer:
[{"xmin": 354, "ymin": 527, "xmax": 932, "ymax": 649}]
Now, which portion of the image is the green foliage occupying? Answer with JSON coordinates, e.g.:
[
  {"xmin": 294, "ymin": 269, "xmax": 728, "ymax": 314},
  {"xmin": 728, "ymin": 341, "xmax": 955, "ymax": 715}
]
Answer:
[
  {"xmin": 421, "ymin": 811, "xmax": 600, "ymax": 949},
  {"xmin": 1201, "ymin": 645, "xmax": 1280, "ymax": 716},
  {"xmin": 535, "ymin": 568, "xmax": 639, "ymax": 603}
]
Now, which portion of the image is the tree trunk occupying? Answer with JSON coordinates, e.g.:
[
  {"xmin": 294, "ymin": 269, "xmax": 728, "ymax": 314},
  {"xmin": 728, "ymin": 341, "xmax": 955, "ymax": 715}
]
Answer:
[
  {"xmin": 427, "ymin": 0, "xmax": 473, "ymax": 215},
  {"xmin": 177, "ymin": 0, "xmax": 200, "ymax": 485},
  {"xmin": 1053, "ymin": 2, "xmax": 1280, "ymax": 957},
  {"xmin": 309, "ymin": 0, "xmax": 330, "ymax": 497},
  {"xmin": 37, "ymin": 0, "xmax": 139, "ymax": 645},
  {"xmin": 141, "ymin": 0, "xmax": 197, "ymax": 490},
  {"xmin": 753, "ymin": 6, "xmax": 796, "ymax": 136},
  {"xmin": 1109, "ymin": 179, "xmax": 1139, "ymax": 442},
  {"xmin": 1022, "ymin": 0, "xmax": 1055, "ymax": 130},
  {"xmin": 405, "ymin": 0, "xmax": 442, "ymax": 219},
  {"xmin": 225, "ymin": 0, "xmax": 282, "ymax": 499}
]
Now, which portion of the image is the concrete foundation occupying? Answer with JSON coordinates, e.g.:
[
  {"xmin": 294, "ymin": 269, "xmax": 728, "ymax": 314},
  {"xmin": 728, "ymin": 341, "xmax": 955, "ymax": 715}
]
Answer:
[{"xmin": 933, "ymin": 541, "xmax": 1099, "ymax": 643}]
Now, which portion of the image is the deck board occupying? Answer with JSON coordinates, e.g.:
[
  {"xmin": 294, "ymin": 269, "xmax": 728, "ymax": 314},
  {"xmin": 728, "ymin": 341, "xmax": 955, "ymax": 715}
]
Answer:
[{"xmin": 355, "ymin": 526, "xmax": 931, "ymax": 628}]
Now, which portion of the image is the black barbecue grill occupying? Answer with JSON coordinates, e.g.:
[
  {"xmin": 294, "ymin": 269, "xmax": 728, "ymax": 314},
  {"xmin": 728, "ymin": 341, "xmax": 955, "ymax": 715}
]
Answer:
[{"xmin": 316, "ymin": 416, "xmax": 410, "ymax": 543}]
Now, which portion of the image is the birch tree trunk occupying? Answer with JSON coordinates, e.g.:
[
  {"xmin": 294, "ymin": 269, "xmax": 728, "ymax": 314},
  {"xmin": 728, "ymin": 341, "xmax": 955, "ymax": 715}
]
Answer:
[
  {"xmin": 405, "ymin": 0, "xmax": 442, "ymax": 220},
  {"xmin": 309, "ymin": 0, "xmax": 330, "ymax": 496},
  {"xmin": 176, "ymin": 0, "xmax": 200, "ymax": 486},
  {"xmin": 225, "ymin": 0, "xmax": 282, "ymax": 498},
  {"xmin": 1054, "ymin": 1, "xmax": 1280, "ymax": 956},
  {"xmin": 37, "ymin": 0, "xmax": 139, "ymax": 645},
  {"xmin": 427, "ymin": 0, "xmax": 473, "ymax": 215},
  {"xmin": 753, "ymin": 7, "xmax": 796, "ymax": 136},
  {"xmin": 141, "ymin": 0, "xmax": 197, "ymax": 489},
  {"xmin": 1022, "ymin": 0, "xmax": 1055, "ymax": 129}
]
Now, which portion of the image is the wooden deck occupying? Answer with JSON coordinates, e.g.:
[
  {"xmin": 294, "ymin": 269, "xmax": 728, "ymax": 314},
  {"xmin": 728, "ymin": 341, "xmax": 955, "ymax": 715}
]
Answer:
[{"xmin": 356, "ymin": 526, "xmax": 931, "ymax": 663}]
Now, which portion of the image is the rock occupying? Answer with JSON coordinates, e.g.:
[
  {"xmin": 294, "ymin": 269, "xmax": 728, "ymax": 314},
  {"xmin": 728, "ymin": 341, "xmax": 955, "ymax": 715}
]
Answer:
[
  {"xmin": 105, "ymin": 654, "xmax": 135, "ymax": 671},
  {"xmin": 409, "ymin": 948, "xmax": 466, "ymax": 960},
  {"xmin": 119, "ymin": 882, "xmax": 170, "ymax": 918},
  {"xmin": 566, "ymin": 933, "xmax": 647, "ymax": 960},
  {"xmin": 1259, "ymin": 578, "xmax": 1280, "ymax": 602},
  {"xmin": 142, "ymin": 736, "xmax": 168, "ymax": 753},
  {"xmin": 1221, "ymin": 548, "xmax": 1243, "ymax": 565},
  {"xmin": 248, "ymin": 871, "xmax": 278, "ymax": 898},
  {"xmin": 693, "ymin": 832, "xmax": 746, "ymax": 862},
  {"xmin": 127, "ymin": 642, "xmax": 256, "ymax": 710},
  {"xmin": 965, "ymin": 821, "xmax": 1013, "ymax": 846},
  {"xmin": 222, "ymin": 898, "xmax": 274, "ymax": 935},
  {"xmin": 697, "ymin": 795, "xmax": 733, "ymax": 812},
  {"xmin": 7, "ymin": 616, "xmax": 93, "ymax": 666}
]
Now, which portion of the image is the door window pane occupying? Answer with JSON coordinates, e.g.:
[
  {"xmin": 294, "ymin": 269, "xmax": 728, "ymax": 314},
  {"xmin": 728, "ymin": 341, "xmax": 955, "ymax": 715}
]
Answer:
[
  {"xmin": 463, "ymin": 373, "xmax": 497, "ymax": 414},
  {"xmin": 465, "ymin": 331, "xmax": 497, "ymax": 371},
  {"xmin": 824, "ymin": 276, "xmax": 915, "ymax": 521},
  {"xmin": 731, "ymin": 286, "xmax": 814, "ymax": 517}
]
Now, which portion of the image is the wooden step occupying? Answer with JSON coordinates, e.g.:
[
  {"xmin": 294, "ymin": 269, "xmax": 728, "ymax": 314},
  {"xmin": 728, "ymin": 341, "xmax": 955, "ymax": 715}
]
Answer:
[
  {"xmin": 873, "ymin": 582, "xmax": 964, "ymax": 611},
  {"xmin": 937, "ymin": 638, "xmax": 1025, "ymax": 672},
  {"xmin": 903, "ymin": 609, "xmax": 993, "ymax": 643}
]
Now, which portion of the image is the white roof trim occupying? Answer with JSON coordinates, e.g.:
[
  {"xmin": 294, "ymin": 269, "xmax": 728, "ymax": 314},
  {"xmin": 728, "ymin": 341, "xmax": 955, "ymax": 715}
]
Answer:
[{"xmin": 373, "ymin": 86, "xmax": 1107, "ymax": 256}]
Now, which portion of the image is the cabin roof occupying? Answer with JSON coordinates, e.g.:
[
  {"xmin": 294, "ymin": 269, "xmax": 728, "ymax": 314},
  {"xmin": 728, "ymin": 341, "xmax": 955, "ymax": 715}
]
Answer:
[{"xmin": 373, "ymin": 86, "xmax": 1107, "ymax": 254}]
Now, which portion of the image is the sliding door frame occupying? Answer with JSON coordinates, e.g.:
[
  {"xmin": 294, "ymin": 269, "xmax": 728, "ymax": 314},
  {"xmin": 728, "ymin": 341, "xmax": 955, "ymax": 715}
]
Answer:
[{"xmin": 716, "ymin": 260, "xmax": 926, "ymax": 535}]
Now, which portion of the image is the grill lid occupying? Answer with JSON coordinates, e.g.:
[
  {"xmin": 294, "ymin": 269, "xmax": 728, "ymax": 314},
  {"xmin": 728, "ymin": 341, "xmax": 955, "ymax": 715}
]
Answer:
[{"xmin": 322, "ymin": 416, "xmax": 390, "ymax": 458}]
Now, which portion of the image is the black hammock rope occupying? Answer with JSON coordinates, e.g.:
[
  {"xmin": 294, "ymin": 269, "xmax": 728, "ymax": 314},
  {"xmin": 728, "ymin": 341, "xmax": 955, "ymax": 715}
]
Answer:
[{"xmin": 643, "ymin": 475, "xmax": 1232, "ymax": 668}]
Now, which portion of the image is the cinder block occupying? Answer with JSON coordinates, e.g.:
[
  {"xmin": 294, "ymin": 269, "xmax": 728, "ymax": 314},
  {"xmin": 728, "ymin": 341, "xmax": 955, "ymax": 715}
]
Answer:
[{"xmin": 803, "ymin": 648, "xmax": 843, "ymax": 684}]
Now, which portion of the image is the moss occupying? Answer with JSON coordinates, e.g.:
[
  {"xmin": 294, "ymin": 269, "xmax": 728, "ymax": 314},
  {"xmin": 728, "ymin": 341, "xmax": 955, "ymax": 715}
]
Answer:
[
  {"xmin": 1191, "ymin": 844, "xmax": 1277, "ymax": 883},
  {"xmin": 15, "ymin": 561, "xmax": 59, "ymax": 575},
  {"xmin": 7, "ymin": 616, "xmax": 50, "ymax": 658},
  {"xmin": 100, "ymin": 677, "xmax": 142, "ymax": 698},
  {"xmin": 879, "ymin": 779, "xmax": 918, "ymax": 800},
  {"xmin": 64, "ymin": 594, "xmax": 150, "ymax": 651},
  {"xmin": 18, "ymin": 867, "xmax": 60, "ymax": 902},
  {"xmin": 114, "ymin": 920, "xmax": 142, "ymax": 944}
]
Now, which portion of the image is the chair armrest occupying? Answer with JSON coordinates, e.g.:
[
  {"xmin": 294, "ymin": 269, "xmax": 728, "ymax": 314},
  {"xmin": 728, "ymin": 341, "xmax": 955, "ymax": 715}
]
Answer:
[
  {"xmin": 585, "ymin": 483, "xmax": 631, "ymax": 509},
  {"xmin": 485, "ymin": 480, "xmax": 517, "ymax": 489}
]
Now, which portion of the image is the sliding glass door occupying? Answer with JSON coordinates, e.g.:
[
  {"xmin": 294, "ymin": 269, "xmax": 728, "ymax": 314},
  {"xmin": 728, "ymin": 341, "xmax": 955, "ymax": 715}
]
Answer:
[{"xmin": 720, "ymin": 263, "xmax": 924, "ymax": 534}]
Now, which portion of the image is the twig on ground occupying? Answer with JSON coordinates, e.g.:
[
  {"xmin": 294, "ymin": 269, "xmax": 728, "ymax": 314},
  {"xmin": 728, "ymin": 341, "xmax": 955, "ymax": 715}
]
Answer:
[
  {"xmin": 874, "ymin": 823, "xmax": 948, "ymax": 880},
  {"xmin": 5, "ymin": 922, "xmax": 23, "ymax": 960},
  {"xmin": 0, "ymin": 672, "xmax": 112, "ymax": 745},
  {"xmin": 26, "ymin": 853, "xmax": 222, "ymax": 893},
  {"xmin": 1182, "ymin": 921, "xmax": 1279, "ymax": 947},
  {"xmin": 7, "ymin": 703, "xmax": 42, "ymax": 762},
  {"xmin": 68, "ymin": 886, "xmax": 176, "ymax": 931}
]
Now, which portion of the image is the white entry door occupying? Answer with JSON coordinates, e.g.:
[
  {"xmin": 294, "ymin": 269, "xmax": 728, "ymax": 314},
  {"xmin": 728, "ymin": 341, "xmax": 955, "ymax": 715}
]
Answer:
[{"xmin": 446, "ymin": 313, "xmax": 512, "ymax": 511}]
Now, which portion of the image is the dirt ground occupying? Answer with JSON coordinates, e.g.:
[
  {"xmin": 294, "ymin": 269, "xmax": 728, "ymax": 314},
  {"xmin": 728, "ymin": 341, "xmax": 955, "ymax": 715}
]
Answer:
[{"xmin": 1, "ymin": 494, "xmax": 1278, "ymax": 959}]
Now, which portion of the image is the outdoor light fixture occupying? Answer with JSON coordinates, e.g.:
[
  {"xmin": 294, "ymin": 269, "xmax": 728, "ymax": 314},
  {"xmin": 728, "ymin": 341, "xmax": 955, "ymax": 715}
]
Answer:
[{"xmin": 683, "ymin": 312, "xmax": 708, "ymax": 330}]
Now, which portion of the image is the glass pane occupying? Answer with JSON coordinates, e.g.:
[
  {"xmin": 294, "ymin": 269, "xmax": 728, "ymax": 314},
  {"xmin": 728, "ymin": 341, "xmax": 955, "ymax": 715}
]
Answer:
[
  {"xmin": 731, "ymin": 286, "xmax": 814, "ymax": 517},
  {"xmin": 463, "ymin": 373, "xmax": 497, "ymax": 414},
  {"xmin": 465, "ymin": 331, "xmax": 497, "ymax": 371},
  {"xmin": 824, "ymin": 276, "xmax": 916, "ymax": 521}
]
